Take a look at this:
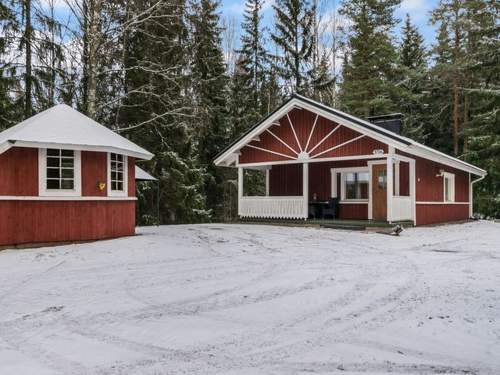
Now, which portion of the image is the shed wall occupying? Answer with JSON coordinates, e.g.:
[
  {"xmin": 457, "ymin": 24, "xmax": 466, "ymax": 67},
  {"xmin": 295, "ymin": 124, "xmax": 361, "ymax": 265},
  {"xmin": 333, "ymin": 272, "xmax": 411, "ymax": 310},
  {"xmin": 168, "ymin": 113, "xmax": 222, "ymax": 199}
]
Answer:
[{"xmin": 0, "ymin": 200, "xmax": 135, "ymax": 246}]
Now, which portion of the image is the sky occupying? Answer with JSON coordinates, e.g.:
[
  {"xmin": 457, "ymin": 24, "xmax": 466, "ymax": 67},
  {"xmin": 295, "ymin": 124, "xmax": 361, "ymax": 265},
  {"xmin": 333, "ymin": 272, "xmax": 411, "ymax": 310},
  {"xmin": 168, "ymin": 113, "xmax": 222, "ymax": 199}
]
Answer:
[{"xmin": 220, "ymin": 0, "xmax": 441, "ymax": 47}]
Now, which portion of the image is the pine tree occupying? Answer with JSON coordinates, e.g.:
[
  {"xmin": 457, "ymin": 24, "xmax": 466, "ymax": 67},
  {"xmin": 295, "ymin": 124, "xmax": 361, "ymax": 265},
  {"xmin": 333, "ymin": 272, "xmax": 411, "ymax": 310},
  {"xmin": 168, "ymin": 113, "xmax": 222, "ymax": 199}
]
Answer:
[
  {"xmin": 271, "ymin": 0, "xmax": 315, "ymax": 94},
  {"xmin": 189, "ymin": 0, "xmax": 229, "ymax": 220},
  {"xmin": 339, "ymin": 0, "xmax": 401, "ymax": 117},
  {"xmin": 431, "ymin": 0, "xmax": 468, "ymax": 156},
  {"xmin": 397, "ymin": 14, "xmax": 428, "ymax": 142}
]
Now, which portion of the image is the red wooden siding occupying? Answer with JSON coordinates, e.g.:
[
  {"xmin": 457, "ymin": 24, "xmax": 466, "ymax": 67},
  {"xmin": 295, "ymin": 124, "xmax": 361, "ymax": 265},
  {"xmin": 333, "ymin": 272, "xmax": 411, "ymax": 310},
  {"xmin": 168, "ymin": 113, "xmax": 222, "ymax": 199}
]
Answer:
[
  {"xmin": 269, "ymin": 164, "xmax": 303, "ymax": 196},
  {"xmin": 128, "ymin": 157, "xmax": 136, "ymax": 197},
  {"xmin": 82, "ymin": 151, "xmax": 107, "ymax": 196},
  {"xmin": 238, "ymin": 108, "xmax": 388, "ymax": 164},
  {"xmin": 0, "ymin": 201, "xmax": 135, "ymax": 246},
  {"xmin": 399, "ymin": 161, "xmax": 410, "ymax": 196},
  {"xmin": 416, "ymin": 204, "xmax": 469, "ymax": 225},
  {"xmin": 0, "ymin": 147, "xmax": 38, "ymax": 196},
  {"xmin": 338, "ymin": 204, "xmax": 368, "ymax": 220},
  {"xmin": 414, "ymin": 156, "xmax": 469, "ymax": 202}
]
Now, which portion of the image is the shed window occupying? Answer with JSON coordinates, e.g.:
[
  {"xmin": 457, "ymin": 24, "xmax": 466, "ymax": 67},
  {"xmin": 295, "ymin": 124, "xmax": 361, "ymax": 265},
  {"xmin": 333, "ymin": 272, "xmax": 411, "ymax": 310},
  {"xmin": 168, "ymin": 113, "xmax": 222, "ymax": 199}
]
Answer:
[
  {"xmin": 46, "ymin": 149, "xmax": 75, "ymax": 190},
  {"xmin": 443, "ymin": 172, "xmax": 455, "ymax": 202},
  {"xmin": 344, "ymin": 172, "xmax": 369, "ymax": 200},
  {"xmin": 110, "ymin": 153, "xmax": 125, "ymax": 191}
]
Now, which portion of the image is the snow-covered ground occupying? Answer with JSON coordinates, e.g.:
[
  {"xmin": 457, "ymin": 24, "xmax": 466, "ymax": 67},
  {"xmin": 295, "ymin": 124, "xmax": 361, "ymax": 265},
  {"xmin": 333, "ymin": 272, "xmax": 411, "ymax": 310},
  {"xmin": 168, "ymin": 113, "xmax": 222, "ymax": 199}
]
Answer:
[{"xmin": 0, "ymin": 221, "xmax": 499, "ymax": 375}]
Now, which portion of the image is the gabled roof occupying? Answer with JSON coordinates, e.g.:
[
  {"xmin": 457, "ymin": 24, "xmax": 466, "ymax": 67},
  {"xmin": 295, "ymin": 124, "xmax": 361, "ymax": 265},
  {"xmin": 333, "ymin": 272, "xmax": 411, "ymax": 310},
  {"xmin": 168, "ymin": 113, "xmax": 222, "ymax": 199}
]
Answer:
[
  {"xmin": 214, "ymin": 94, "xmax": 486, "ymax": 176},
  {"xmin": 0, "ymin": 104, "xmax": 153, "ymax": 160}
]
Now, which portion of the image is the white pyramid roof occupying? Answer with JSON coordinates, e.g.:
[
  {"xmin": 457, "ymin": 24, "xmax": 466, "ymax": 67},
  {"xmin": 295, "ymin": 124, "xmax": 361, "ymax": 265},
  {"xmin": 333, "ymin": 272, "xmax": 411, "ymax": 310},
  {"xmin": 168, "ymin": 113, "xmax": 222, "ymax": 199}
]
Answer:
[{"xmin": 0, "ymin": 104, "xmax": 153, "ymax": 160}]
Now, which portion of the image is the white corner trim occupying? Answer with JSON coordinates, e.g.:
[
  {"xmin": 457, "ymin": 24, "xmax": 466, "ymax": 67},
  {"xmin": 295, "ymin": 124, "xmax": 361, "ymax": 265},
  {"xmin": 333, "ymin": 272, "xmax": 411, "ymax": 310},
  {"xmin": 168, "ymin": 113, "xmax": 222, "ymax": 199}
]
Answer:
[
  {"xmin": 38, "ymin": 148, "xmax": 82, "ymax": 197},
  {"xmin": 107, "ymin": 152, "xmax": 129, "ymax": 197}
]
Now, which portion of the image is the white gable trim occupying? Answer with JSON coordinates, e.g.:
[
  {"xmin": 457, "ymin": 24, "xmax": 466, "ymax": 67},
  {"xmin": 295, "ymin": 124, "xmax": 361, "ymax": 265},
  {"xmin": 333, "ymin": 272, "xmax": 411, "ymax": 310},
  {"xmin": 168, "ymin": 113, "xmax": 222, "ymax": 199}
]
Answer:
[
  {"xmin": 214, "ymin": 98, "xmax": 407, "ymax": 167},
  {"xmin": 215, "ymin": 96, "xmax": 486, "ymax": 177}
]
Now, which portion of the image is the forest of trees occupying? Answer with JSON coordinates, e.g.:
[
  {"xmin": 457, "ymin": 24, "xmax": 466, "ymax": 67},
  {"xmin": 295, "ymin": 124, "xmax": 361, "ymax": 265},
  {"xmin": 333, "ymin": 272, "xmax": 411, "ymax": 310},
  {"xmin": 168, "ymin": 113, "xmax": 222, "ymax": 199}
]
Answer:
[{"xmin": 0, "ymin": 0, "xmax": 498, "ymax": 222}]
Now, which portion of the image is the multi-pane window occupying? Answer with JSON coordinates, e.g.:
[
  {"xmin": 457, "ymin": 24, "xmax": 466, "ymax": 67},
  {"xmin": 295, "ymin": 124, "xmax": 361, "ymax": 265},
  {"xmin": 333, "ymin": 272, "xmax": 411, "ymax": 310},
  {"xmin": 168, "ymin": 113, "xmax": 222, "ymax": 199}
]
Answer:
[
  {"xmin": 110, "ymin": 153, "xmax": 125, "ymax": 191},
  {"xmin": 443, "ymin": 173, "xmax": 455, "ymax": 202},
  {"xmin": 345, "ymin": 172, "xmax": 369, "ymax": 200},
  {"xmin": 46, "ymin": 149, "xmax": 75, "ymax": 190}
]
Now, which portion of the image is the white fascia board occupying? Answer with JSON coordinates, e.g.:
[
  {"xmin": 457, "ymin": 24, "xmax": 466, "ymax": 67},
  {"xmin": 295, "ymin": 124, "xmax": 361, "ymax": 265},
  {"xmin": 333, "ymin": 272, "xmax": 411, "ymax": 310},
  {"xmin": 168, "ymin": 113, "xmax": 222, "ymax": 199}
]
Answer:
[
  {"xmin": 0, "ymin": 141, "xmax": 13, "ymax": 155},
  {"xmin": 214, "ymin": 102, "xmax": 297, "ymax": 166},
  {"xmin": 401, "ymin": 143, "xmax": 486, "ymax": 176},
  {"xmin": 11, "ymin": 140, "xmax": 153, "ymax": 160}
]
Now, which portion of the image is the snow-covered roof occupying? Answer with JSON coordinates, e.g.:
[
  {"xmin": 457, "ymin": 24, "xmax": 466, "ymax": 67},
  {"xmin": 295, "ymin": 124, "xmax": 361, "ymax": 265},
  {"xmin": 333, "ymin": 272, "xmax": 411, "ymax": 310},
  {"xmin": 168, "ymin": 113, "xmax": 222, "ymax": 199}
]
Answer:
[
  {"xmin": 214, "ymin": 94, "xmax": 486, "ymax": 176},
  {"xmin": 135, "ymin": 166, "xmax": 157, "ymax": 181},
  {"xmin": 0, "ymin": 104, "xmax": 153, "ymax": 160}
]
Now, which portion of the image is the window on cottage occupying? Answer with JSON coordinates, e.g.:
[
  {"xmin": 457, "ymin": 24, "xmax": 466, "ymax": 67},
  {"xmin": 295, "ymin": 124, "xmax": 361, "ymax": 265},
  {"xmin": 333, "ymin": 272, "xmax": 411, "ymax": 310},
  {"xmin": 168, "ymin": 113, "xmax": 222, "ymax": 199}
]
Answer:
[
  {"xmin": 46, "ymin": 149, "xmax": 75, "ymax": 190},
  {"xmin": 443, "ymin": 173, "xmax": 455, "ymax": 202},
  {"xmin": 110, "ymin": 153, "xmax": 125, "ymax": 191},
  {"xmin": 345, "ymin": 172, "xmax": 369, "ymax": 200}
]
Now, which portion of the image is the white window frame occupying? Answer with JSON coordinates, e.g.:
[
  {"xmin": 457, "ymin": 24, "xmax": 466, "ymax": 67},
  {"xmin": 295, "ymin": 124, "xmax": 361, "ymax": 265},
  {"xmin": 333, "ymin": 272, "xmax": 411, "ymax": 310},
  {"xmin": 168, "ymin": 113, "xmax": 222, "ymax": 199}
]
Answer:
[
  {"xmin": 107, "ymin": 152, "xmax": 128, "ymax": 197},
  {"xmin": 331, "ymin": 167, "xmax": 370, "ymax": 203},
  {"xmin": 443, "ymin": 172, "xmax": 455, "ymax": 202},
  {"xmin": 38, "ymin": 148, "xmax": 82, "ymax": 197}
]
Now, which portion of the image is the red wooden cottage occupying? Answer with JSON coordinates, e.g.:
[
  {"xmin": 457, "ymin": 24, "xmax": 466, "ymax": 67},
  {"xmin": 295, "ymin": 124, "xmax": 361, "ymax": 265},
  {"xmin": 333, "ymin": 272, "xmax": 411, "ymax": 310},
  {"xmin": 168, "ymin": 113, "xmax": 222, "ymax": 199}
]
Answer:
[
  {"xmin": 214, "ymin": 94, "xmax": 486, "ymax": 225},
  {"xmin": 0, "ymin": 104, "xmax": 153, "ymax": 247}
]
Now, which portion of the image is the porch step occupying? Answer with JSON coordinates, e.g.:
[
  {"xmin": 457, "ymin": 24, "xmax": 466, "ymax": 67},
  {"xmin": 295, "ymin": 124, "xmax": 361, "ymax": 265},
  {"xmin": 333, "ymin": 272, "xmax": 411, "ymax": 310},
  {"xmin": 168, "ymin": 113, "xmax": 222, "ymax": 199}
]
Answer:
[{"xmin": 320, "ymin": 224, "xmax": 366, "ymax": 231}]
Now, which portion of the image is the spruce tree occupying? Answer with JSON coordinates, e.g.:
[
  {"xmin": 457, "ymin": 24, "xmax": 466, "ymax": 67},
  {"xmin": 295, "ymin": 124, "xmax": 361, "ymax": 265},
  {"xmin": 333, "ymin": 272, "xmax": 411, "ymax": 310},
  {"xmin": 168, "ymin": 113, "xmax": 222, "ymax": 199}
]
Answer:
[
  {"xmin": 238, "ymin": 0, "xmax": 267, "ymax": 113},
  {"xmin": 118, "ymin": 0, "xmax": 208, "ymax": 224},
  {"xmin": 228, "ymin": 0, "xmax": 268, "ymax": 139},
  {"xmin": 339, "ymin": 0, "xmax": 400, "ymax": 117},
  {"xmin": 463, "ymin": 0, "xmax": 499, "ymax": 217},
  {"xmin": 271, "ymin": 0, "xmax": 315, "ymax": 94},
  {"xmin": 0, "ymin": 1, "xmax": 21, "ymax": 129},
  {"xmin": 397, "ymin": 14, "xmax": 428, "ymax": 142},
  {"xmin": 189, "ymin": 0, "xmax": 229, "ymax": 220}
]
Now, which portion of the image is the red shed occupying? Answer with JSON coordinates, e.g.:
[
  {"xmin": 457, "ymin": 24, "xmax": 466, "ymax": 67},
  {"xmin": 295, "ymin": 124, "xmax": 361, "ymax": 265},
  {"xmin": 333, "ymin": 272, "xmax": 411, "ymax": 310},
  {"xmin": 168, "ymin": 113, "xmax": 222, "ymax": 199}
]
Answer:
[
  {"xmin": 0, "ymin": 104, "xmax": 153, "ymax": 247},
  {"xmin": 214, "ymin": 95, "xmax": 486, "ymax": 226}
]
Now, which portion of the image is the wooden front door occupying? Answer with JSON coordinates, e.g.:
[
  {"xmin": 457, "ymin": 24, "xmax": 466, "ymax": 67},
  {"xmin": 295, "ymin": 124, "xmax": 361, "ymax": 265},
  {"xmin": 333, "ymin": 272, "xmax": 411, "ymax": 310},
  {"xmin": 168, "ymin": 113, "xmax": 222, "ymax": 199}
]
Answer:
[{"xmin": 372, "ymin": 164, "xmax": 387, "ymax": 221}]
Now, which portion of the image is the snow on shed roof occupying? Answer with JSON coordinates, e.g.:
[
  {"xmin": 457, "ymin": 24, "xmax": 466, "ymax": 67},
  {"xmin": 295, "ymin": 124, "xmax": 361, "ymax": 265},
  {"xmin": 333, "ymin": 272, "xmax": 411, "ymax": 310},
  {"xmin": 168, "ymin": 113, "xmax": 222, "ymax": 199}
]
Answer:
[
  {"xmin": 0, "ymin": 104, "xmax": 153, "ymax": 160},
  {"xmin": 135, "ymin": 166, "xmax": 157, "ymax": 181}
]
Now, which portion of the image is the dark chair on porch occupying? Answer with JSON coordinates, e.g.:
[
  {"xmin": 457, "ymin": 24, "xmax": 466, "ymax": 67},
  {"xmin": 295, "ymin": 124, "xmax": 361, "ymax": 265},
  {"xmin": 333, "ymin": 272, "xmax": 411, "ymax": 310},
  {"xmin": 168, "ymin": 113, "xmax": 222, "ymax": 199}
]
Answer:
[{"xmin": 322, "ymin": 197, "xmax": 339, "ymax": 219}]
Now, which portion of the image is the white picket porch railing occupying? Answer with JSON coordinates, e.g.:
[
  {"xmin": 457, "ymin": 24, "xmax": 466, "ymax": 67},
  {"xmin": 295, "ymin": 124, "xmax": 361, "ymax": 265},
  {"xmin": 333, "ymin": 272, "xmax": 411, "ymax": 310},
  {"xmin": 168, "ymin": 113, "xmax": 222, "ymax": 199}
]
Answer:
[
  {"xmin": 239, "ymin": 196, "xmax": 306, "ymax": 219},
  {"xmin": 391, "ymin": 196, "xmax": 413, "ymax": 221}
]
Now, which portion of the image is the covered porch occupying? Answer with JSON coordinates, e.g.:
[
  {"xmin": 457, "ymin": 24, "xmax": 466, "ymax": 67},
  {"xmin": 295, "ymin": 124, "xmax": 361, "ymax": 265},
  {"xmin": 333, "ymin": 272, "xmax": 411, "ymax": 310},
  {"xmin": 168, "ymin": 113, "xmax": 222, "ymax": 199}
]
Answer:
[{"xmin": 237, "ymin": 153, "xmax": 416, "ymax": 224}]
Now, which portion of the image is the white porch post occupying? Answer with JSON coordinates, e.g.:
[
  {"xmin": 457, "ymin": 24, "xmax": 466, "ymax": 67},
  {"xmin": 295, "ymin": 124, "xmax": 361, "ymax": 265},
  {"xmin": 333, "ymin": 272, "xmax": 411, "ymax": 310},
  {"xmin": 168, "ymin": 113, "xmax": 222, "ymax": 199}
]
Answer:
[
  {"xmin": 386, "ymin": 156, "xmax": 393, "ymax": 223},
  {"xmin": 409, "ymin": 160, "xmax": 416, "ymax": 225},
  {"xmin": 238, "ymin": 167, "xmax": 243, "ymax": 216},
  {"xmin": 395, "ymin": 160, "xmax": 400, "ymax": 196},
  {"xmin": 265, "ymin": 169, "xmax": 270, "ymax": 196},
  {"xmin": 303, "ymin": 162, "xmax": 309, "ymax": 219}
]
